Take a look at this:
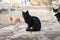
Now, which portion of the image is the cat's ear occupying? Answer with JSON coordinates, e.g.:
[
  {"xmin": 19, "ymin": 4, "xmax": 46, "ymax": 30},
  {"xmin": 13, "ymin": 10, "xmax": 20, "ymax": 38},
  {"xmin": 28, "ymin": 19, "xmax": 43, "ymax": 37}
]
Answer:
[
  {"xmin": 26, "ymin": 10, "xmax": 29, "ymax": 13},
  {"xmin": 22, "ymin": 11, "xmax": 24, "ymax": 13}
]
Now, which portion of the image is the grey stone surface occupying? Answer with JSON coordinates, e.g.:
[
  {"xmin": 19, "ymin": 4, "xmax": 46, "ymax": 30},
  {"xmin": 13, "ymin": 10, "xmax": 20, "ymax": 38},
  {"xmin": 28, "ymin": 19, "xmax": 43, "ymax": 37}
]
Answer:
[{"xmin": 0, "ymin": 22, "xmax": 60, "ymax": 40}]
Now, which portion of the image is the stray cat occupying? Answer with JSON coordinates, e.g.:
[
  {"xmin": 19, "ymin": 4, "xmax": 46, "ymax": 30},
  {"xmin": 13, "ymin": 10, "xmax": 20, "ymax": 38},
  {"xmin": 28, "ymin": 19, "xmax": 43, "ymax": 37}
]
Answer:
[
  {"xmin": 53, "ymin": 7, "xmax": 60, "ymax": 21},
  {"xmin": 22, "ymin": 10, "xmax": 41, "ymax": 31},
  {"xmin": 9, "ymin": 15, "xmax": 21, "ymax": 24}
]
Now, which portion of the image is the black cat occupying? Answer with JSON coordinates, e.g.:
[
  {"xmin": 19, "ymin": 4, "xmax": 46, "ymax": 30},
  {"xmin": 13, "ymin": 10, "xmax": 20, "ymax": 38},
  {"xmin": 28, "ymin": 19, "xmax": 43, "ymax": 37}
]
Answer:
[
  {"xmin": 55, "ymin": 12, "xmax": 60, "ymax": 21},
  {"xmin": 53, "ymin": 7, "xmax": 60, "ymax": 21},
  {"xmin": 22, "ymin": 10, "xmax": 41, "ymax": 31}
]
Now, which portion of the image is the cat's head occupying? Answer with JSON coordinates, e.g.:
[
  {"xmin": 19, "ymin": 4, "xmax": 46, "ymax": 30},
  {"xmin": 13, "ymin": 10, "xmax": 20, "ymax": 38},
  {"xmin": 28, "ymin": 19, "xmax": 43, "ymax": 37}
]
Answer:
[
  {"xmin": 22, "ymin": 10, "xmax": 29, "ymax": 16},
  {"xmin": 53, "ymin": 7, "xmax": 60, "ymax": 13},
  {"xmin": 53, "ymin": 8, "xmax": 58, "ymax": 13}
]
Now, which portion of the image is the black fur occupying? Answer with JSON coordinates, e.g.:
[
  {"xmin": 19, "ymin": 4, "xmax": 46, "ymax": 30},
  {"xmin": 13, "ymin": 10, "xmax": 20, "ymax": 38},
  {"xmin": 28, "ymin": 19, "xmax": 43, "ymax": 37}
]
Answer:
[
  {"xmin": 53, "ymin": 8, "xmax": 58, "ymax": 12},
  {"xmin": 55, "ymin": 12, "xmax": 60, "ymax": 21},
  {"xmin": 22, "ymin": 10, "xmax": 41, "ymax": 31},
  {"xmin": 53, "ymin": 8, "xmax": 60, "ymax": 21}
]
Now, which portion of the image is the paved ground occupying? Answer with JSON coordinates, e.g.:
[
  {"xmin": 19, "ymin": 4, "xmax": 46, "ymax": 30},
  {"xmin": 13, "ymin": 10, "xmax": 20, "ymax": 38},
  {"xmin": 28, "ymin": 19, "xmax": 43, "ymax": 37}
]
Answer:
[{"xmin": 0, "ymin": 22, "xmax": 60, "ymax": 40}]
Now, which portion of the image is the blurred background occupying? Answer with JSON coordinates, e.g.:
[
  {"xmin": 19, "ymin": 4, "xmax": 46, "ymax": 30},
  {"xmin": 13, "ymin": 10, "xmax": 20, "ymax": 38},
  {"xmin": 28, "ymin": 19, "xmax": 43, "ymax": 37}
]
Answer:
[
  {"xmin": 0, "ymin": 0, "xmax": 59, "ymax": 24},
  {"xmin": 0, "ymin": 0, "xmax": 54, "ymax": 24}
]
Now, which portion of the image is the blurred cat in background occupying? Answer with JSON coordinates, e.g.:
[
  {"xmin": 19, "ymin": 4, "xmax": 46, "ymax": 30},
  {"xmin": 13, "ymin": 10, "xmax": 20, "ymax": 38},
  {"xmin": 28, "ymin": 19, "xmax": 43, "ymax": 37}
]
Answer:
[
  {"xmin": 53, "ymin": 7, "xmax": 60, "ymax": 21},
  {"xmin": 9, "ymin": 15, "xmax": 21, "ymax": 24}
]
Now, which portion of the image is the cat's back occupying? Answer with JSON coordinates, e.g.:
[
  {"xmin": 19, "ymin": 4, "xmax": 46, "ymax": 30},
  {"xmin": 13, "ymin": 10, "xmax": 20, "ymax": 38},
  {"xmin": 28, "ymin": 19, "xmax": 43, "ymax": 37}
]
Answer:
[{"xmin": 32, "ymin": 16, "xmax": 40, "ymax": 23}]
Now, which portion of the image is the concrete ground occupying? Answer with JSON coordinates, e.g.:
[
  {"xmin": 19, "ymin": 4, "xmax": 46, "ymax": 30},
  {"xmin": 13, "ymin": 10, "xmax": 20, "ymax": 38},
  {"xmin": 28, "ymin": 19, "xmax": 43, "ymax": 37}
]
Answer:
[{"xmin": 0, "ymin": 22, "xmax": 60, "ymax": 40}]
